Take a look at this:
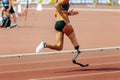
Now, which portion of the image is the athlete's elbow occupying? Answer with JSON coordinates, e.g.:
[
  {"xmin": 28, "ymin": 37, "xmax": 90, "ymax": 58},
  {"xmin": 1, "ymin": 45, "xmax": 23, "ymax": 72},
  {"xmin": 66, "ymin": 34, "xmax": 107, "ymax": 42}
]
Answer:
[
  {"xmin": 54, "ymin": 4, "xmax": 58, "ymax": 9},
  {"xmin": 54, "ymin": 3, "xmax": 60, "ymax": 10}
]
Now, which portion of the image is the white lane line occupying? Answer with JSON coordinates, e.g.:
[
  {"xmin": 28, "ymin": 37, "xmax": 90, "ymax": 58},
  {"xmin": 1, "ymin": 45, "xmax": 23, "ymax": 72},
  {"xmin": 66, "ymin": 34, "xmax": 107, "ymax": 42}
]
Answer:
[
  {"xmin": 0, "ymin": 53, "xmax": 120, "ymax": 66},
  {"xmin": 0, "ymin": 61, "xmax": 120, "ymax": 74},
  {"xmin": 29, "ymin": 70, "xmax": 120, "ymax": 80}
]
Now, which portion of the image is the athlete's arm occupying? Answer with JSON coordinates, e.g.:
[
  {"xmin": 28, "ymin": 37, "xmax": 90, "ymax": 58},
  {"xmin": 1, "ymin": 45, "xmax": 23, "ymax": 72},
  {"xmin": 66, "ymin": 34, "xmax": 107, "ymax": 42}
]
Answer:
[
  {"xmin": 68, "ymin": 9, "xmax": 79, "ymax": 16},
  {"xmin": 54, "ymin": 0, "xmax": 70, "ymax": 24}
]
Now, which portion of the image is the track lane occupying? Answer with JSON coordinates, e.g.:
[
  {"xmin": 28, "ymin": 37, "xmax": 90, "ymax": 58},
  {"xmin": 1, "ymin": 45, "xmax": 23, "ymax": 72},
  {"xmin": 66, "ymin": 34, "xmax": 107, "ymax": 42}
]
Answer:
[{"xmin": 0, "ymin": 52, "xmax": 120, "ymax": 80}]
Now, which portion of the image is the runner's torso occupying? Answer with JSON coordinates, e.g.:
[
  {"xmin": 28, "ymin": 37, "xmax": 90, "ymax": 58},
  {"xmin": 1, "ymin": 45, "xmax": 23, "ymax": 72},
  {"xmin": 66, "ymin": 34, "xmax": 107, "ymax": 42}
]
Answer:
[{"xmin": 55, "ymin": 0, "xmax": 70, "ymax": 21}]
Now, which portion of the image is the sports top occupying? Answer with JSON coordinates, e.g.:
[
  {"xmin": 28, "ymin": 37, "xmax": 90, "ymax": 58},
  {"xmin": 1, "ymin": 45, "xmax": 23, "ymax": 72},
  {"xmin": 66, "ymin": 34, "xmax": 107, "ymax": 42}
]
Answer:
[{"xmin": 56, "ymin": 0, "xmax": 70, "ymax": 10}]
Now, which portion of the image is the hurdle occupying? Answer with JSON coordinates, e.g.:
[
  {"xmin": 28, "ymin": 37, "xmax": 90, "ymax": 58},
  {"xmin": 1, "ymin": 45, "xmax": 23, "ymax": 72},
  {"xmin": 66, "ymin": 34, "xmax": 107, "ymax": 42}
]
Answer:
[{"xmin": 0, "ymin": 46, "xmax": 120, "ymax": 59}]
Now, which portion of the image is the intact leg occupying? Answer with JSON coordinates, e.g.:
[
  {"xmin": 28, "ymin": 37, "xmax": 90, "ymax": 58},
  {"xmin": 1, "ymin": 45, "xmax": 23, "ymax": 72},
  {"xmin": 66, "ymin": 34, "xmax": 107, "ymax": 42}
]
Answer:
[
  {"xmin": 36, "ymin": 30, "xmax": 64, "ymax": 53},
  {"xmin": 46, "ymin": 30, "xmax": 64, "ymax": 50}
]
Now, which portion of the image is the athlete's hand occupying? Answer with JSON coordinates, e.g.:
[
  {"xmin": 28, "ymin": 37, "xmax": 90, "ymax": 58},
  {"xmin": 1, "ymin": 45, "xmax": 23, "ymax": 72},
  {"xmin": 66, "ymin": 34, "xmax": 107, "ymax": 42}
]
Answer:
[{"xmin": 68, "ymin": 9, "xmax": 79, "ymax": 16}]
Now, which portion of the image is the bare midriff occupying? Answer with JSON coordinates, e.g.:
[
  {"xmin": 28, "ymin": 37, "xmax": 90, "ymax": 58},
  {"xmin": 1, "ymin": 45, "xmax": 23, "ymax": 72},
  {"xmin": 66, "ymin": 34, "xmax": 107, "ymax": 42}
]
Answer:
[{"xmin": 55, "ymin": 11, "xmax": 69, "ymax": 21}]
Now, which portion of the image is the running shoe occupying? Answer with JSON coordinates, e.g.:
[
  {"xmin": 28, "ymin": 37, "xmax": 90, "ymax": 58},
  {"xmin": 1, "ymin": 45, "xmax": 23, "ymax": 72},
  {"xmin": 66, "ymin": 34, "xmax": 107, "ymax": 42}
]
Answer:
[
  {"xmin": 14, "ymin": 24, "xmax": 19, "ymax": 28},
  {"xmin": 36, "ymin": 41, "xmax": 46, "ymax": 53},
  {"xmin": 11, "ymin": 24, "xmax": 19, "ymax": 28}
]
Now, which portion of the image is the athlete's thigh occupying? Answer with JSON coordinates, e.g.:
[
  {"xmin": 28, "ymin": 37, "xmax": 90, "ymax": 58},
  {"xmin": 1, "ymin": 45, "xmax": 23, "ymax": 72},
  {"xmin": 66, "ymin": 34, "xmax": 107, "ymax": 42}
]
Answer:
[
  {"xmin": 55, "ymin": 30, "xmax": 64, "ymax": 46},
  {"xmin": 63, "ymin": 25, "xmax": 74, "ymax": 36}
]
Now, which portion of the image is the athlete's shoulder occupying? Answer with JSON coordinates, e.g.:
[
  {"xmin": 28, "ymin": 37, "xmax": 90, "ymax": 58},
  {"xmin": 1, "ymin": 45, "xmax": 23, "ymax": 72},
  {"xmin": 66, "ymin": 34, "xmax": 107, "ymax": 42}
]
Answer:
[{"xmin": 55, "ymin": 0, "xmax": 69, "ymax": 5}]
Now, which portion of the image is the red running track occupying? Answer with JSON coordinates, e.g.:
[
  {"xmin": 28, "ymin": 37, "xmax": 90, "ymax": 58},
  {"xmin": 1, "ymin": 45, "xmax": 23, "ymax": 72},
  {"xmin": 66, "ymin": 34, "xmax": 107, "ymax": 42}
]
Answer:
[{"xmin": 0, "ymin": 5, "xmax": 120, "ymax": 80}]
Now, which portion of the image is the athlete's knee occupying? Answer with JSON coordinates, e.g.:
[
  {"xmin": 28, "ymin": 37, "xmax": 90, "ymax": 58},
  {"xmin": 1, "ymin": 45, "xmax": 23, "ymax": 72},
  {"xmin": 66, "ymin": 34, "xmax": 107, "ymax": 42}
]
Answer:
[
  {"xmin": 57, "ymin": 47, "xmax": 63, "ymax": 51},
  {"xmin": 55, "ymin": 44, "xmax": 63, "ymax": 50},
  {"xmin": 56, "ymin": 46, "xmax": 63, "ymax": 51}
]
